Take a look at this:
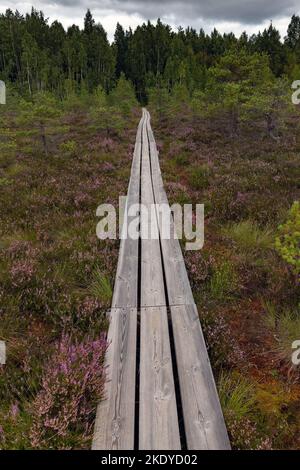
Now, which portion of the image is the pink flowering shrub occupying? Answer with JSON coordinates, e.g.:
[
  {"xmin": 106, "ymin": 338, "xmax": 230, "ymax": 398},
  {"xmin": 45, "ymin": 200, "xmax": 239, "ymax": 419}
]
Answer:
[
  {"xmin": 202, "ymin": 313, "xmax": 246, "ymax": 368},
  {"xmin": 226, "ymin": 411, "xmax": 273, "ymax": 450},
  {"xmin": 184, "ymin": 251, "xmax": 211, "ymax": 289},
  {"xmin": 100, "ymin": 137, "xmax": 115, "ymax": 152},
  {"xmin": 10, "ymin": 260, "xmax": 35, "ymax": 287},
  {"xmin": 30, "ymin": 334, "xmax": 107, "ymax": 449},
  {"xmin": 88, "ymin": 136, "xmax": 116, "ymax": 152},
  {"xmin": 7, "ymin": 240, "xmax": 36, "ymax": 259}
]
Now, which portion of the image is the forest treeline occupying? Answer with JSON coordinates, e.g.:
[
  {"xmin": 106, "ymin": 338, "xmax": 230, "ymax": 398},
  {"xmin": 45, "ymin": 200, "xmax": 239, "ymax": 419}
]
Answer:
[{"xmin": 1, "ymin": 8, "xmax": 300, "ymax": 103}]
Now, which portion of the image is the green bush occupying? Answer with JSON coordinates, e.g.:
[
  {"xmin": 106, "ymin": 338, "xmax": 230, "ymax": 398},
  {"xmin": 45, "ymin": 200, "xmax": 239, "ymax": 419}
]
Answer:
[
  {"xmin": 275, "ymin": 201, "xmax": 300, "ymax": 275},
  {"xmin": 60, "ymin": 140, "xmax": 77, "ymax": 155}
]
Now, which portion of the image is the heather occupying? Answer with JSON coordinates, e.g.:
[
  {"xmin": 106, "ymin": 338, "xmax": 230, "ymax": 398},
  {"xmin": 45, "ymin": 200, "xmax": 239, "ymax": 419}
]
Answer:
[
  {"xmin": 29, "ymin": 334, "xmax": 107, "ymax": 449},
  {"xmin": 0, "ymin": 82, "xmax": 138, "ymax": 449},
  {"xmin": 149, "ymin": 77, "xmax": 300, "ymax": 449}
]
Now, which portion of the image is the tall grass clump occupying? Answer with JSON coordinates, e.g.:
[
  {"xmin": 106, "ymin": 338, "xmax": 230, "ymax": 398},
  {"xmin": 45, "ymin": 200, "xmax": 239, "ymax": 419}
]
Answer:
[
  {"xmin": 263, "ymin": 301, "xmax": 300, "ymax": 377},
  {"xmin": 224, "ymin": 220, "xmax": 273, "ymax": 252},
  {"xmin": 210, "ymin": 261, "xmax": 238, "ymax": 301},
  {"xmin": 218, "ymin": 371, "xmax": 256, "ymax": 420},
  {"xmin": 218, "ymin": 372, "xmax": 272, "ymax": 449},
  {"xmin": 89, "ymin": 269, "xmax": 112, "ymax": 304}
]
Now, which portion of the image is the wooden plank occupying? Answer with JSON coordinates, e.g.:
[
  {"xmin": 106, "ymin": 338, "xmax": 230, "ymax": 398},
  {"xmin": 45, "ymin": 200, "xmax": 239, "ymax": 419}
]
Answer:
[
  {"xmin": 139, "ymin": 111, "xmax": 180, "ymax": 448},
  {"xmin": 111, "ymin": 113, "xmax": 144, "ymax": 308},
  {"xmin": 93, "ymin": 114, "xmax": 144, "ymax": 450},
  {"xmin": 139, "ymin": 306, "xmax": 181, "ymax": 450},
  {"xmin": 92, "ymin": 307, "xmax": 137, "ymax": 450},
  {"xmin": 145, "ymin": 110, "xmax": 194, "ymax": 306},
  {"xmin": 140, "ymin": 110, "xmax": 165, "ymax": 307},
  {"xmin": 170, "ymin": 304, "xmax": 231, "ymax": 450}
]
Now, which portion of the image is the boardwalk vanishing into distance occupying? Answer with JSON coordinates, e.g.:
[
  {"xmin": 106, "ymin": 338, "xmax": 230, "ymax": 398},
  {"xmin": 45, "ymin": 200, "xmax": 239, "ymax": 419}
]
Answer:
[{"xmin": 92, "ymin": 109, "xmax": 230, "ymax": 450}]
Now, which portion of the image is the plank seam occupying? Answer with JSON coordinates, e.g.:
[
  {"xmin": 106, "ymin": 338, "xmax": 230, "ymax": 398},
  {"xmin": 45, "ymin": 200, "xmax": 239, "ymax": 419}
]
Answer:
[{"xmin": 145, "ymin": 112, "xmax": 187, "ymax": 450}]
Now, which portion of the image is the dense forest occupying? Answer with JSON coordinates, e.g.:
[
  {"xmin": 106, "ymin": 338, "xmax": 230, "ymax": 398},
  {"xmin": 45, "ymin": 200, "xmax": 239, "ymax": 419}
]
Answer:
[{"xmin": 1, "ymin": 8, "xmax": 300, "ymax": 102}]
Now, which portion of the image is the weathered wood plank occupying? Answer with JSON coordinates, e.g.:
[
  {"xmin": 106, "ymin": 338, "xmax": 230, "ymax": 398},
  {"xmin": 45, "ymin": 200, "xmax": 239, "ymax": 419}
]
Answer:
[
  {"xmin": 145, "ymin": 110, "xmax": 194, "ymax": 306},
  {"xmin": 140, "ymin": 110, "xmax": 165, "ymax": 307},
  {"xmin": 139, "ymin": 306, "xmax": 181, "ymax": 450},
  {"xmin": 170, "ymin": 304, "xmax": 231, "ymax": 450},
  {"xmin": 112, "ymin": 113, "xmax": 144, "ymax": 308},
  {"xmin": 93, "ymin": 114, "xmax": 145, "ymax": 450},
  {"xmin": 139, "ymin": 112, "xmax": 180, "ymax": 449},
  {"xmin": 92, "ymin": 307, "xmax": 137, "ymax": 450}
]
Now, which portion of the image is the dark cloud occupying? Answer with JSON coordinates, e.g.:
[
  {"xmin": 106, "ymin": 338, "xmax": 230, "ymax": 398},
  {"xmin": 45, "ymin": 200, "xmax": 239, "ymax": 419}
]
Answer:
[{"xmin": 37, "ymin": 0, "xmax": 299, "ymax": 24}]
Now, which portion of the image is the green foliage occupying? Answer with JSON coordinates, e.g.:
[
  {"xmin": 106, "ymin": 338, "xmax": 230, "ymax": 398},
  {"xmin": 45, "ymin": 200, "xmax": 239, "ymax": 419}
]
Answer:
[
  {"xmin": 60, "ymin": 140, "xmax": 77, "ymax": 156},
  {"xmin": 218, "ymin": 371, "xmax": 256, "ymax": 421},
  {"xmin": 17, "ymin": 92, "xmax": 61, "ymax": 154},
  {"xmin": 210, "ymin": 261, "xmax": 238, "ymax": 301},
  {"xmin": 0, "ymin": 405, "xmax": 32, "ymax": 450},
  {"xmin": 90, "ymin": 78, "xmax": 136, "ymax": 135},
  {"xmin": 0, "ymin": 177, "xmax": 12, "ymax": 187},
  {"xmin": 275, "ymin": 201, "xmax": 300, "ymax": 275},
  {"xmin": 89, "ymin": 268, "xmax": 112, "ymax": 304},
  {"xmin": 93, "ymin": 85, "xmax": 107, "ymax": 108},
  {"xmin": 217, "ymin": 372, "xmax": 273, "ymax": 450},
  {"xmin": 109, "ymin": 73, "xmax": 137, "ymax": 116},
  {"xmin": 188, "ymin": 165, "xmax": 210, "ymax": 190},
  {"xmin": 242, "ymin": 77, "xmax": 292, "ymax": 139},
  {"xmin": 147, "ymin": 85, "xmax": 170, "ymax": 121},
  {"xmin": 263, "ymin": 302, "xmax": 300, "ymax": 369},
  {"xmin": 1, "ymin": 9, "xmax": 299, "ymax": 103},
  {"xmin": 192, "ymin": 49, "xmax": 279, "ymax": 136},
  {"xmin": 224, "ymin": 220, "xmax": 273, "ymax": 252},
  {"xmin": 174, "ymin": 152, "xmax": 189, "ymax": 166}
]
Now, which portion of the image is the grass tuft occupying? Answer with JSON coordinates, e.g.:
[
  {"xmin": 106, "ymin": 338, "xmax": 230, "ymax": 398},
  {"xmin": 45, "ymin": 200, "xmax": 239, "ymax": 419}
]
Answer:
[
  {"xmin": 89, "ymin": 268, "xmax": 112, "ymax": 304},
  {"xmin": 223, "ymin": 220, "xmax": 273, "ymax": 251},
  {"xmin": 210, "ymin": 261, "xmax": 238, "ymax": 301},
  {"xmin": 218, "ymin": 371, "xmax": 256, "ymax": 421}
]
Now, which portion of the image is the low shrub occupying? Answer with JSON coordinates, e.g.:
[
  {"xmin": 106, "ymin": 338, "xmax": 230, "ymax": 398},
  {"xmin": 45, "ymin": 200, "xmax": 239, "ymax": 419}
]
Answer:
[
  {"xmin": 60, "ymin": 140, "xmax": 77, "ymax": 155},
  {"xmin": 275, "ymin": 201, "xmax": 300, "ymax": 276},
  {"xmin": 30, "ymin": 334, "xmax": 107, "ymax": 449}
]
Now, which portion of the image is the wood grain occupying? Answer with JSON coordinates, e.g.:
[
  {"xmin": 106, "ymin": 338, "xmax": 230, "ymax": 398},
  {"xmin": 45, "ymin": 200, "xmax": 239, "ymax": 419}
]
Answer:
[
  {"xmin": 170, "ymin": 303, "xmax": 230, "ymax": 449},
  {"xmin": 145, "ymin": 110, "xmax": 194, "ymax": 306},
  {"xmin": 139, "ymin": 306, "xmax": 181, "ymax": 450},
  {"xmin": 112, "ymin": 113, "xmax": 144, "ymax": 308},
  {"xmin": 140, "ymin": 110, "xmax": 166, "ymax": 307},
  {"xmin": 92, "ymin": 307, "xmax": 137, "ymax": 449}
]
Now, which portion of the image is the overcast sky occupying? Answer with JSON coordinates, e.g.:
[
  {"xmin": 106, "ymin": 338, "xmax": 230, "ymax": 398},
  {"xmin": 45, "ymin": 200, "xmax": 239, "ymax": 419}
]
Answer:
[{"xmin": 0, "ymin": 0, "xmax": 299, "ymax": 41}]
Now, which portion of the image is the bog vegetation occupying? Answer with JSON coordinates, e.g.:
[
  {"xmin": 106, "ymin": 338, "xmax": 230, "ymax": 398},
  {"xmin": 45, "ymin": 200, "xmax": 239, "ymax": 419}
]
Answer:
[{"xmin": 0, "ymin": 8, "xmax": 300, "ymax": 450}]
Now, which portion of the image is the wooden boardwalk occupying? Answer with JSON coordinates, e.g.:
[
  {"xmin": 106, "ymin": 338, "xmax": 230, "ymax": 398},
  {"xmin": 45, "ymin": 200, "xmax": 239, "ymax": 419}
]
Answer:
[{"xmin": 92, "ymin": 109, "xmax": 230, "ymax": 450}]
